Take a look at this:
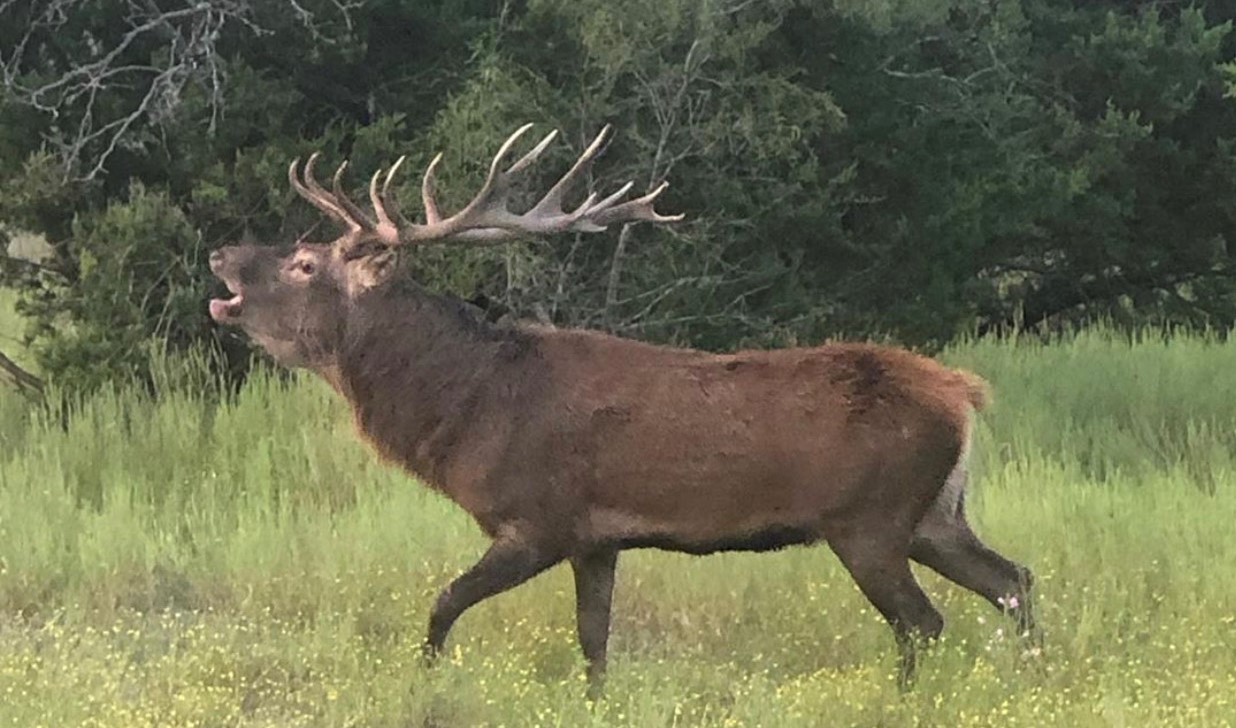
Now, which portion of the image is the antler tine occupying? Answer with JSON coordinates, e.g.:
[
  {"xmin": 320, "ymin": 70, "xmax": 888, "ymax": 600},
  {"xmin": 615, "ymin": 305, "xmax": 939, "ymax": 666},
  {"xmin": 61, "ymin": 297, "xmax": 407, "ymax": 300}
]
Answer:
[
  {"xmin": 454, "ymin": 122, "xmax": 536, "ymax": 216},
  {"xmin": 552, "ymin": 179, "xmax": 636, "ymax": 233},
  {"xmin": 505, "ymin": 128, "xmax": 559, "ymax": 177},
  {"xmin": 523, "ymin": 124, "xmax": 613, "ymax": 223},
  {"xmin": 289, "ymin": 157, "xmax": 338, "ymax": 221},
  {"xmin": 486, "ymin": 123, "xmax": 537, "ymax": 178},
  {"xmin": 588, "ymin": 180, "xmax": 685, "ymax": 227},
  {"xmin": 368, "ymin": 169, "xmax": 385, "ymax": 222},
  {"xmin": 296, "ymin": 152, "xmax": 357, "ymax": 228},
  {"xmin": 301, "ymin": 154, "xmax": 336, "ymax": 211},
  {"xmin": 288, "ymin": 158, "xmax": 307, "ymax": 197},
  {"xmin": 489, "ymin": 125, "xmax": 625, "ymax": 235},
  {"xmin": 367, "ymin": 155, "xmax": 407, "ymax": 230},
  {"xmin": 442, "ymin": 124, "xmax": 615, "ymax": 235},
  {"xmin": 588, "ymin": 180, "xmax": 636, "ymax": 214},
  {"xmin": 330, "ymin": 161, "xmax": 376, "ymax": 230},
  {"xmin": 420, "ymin": 153, "xmax": 444, "ymax": 224},
  {"xmin": 402, "ymin": 124, "xmax": 540, "ymax": 241},
  {"xmin": 380, "ymin": 154, "xmax": 410, "ymax": 220}
]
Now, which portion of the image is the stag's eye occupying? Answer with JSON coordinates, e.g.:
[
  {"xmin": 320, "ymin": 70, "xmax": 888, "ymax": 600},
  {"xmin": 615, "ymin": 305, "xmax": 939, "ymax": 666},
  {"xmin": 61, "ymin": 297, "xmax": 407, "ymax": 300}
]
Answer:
[{"xmin": 297, "ymin": 260, "xmax": 316, "ymax": 276}]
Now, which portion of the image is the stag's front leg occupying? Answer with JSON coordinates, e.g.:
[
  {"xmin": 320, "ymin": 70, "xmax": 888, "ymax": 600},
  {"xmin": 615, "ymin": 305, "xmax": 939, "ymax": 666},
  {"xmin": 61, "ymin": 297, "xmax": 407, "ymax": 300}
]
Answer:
[
  {"xmin": 424, "ymin": 537, "xmax": 563, "ymax": 662},
  {"xmin": 571, "ymin": 548, "xmax": 618, "ymax": 696}
]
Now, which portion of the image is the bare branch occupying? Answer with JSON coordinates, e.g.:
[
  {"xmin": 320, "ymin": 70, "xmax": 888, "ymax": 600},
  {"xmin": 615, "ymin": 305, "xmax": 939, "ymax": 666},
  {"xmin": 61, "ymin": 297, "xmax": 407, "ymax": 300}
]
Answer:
[
  {"xmin": 605, "ymin": 38, "xmax": 708, "ymax": 321},
  {"xmin": 0, "ymin": 0, "xmax": 355, "ymax": 182},
  {"xmin": 0, "ymin": 348, "xmax": 43, "ymax": 398}
]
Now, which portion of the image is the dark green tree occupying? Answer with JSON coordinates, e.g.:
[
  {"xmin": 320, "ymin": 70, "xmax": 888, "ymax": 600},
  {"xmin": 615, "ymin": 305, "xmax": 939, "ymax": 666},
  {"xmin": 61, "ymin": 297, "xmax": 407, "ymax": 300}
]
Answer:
[{"xmin": 1, "ymin": 0, "xmax": 1234, "ymax": 393}]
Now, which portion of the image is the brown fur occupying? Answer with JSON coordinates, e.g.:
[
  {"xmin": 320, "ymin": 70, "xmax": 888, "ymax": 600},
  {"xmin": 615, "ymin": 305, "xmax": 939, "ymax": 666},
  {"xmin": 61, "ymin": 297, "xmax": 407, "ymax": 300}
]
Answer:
[{"xmin": 208, "ymin": 242, "xmax": 1037, "ymax": 693}]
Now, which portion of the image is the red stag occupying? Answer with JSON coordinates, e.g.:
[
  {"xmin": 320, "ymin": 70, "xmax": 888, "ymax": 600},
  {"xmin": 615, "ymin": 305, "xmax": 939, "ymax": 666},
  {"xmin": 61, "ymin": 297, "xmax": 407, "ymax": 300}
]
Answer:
[{"xmin": 207, "ymin": 123, "xmax": 1036, "ymax": 691}]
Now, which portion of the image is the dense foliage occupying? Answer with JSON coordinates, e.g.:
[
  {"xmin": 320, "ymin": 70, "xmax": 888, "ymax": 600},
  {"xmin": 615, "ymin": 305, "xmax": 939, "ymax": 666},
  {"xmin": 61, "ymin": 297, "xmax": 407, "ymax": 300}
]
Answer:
[{"xmin": 2, "ymin": 0, "xmax": 1235, "ymax": 390}]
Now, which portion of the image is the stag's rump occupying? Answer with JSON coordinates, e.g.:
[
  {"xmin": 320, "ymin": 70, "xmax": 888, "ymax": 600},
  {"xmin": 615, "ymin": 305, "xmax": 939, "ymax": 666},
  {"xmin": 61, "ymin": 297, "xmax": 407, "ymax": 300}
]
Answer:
[{"xmin": 537, "ymin": 334, "xmax": 982, "ymax": 551}]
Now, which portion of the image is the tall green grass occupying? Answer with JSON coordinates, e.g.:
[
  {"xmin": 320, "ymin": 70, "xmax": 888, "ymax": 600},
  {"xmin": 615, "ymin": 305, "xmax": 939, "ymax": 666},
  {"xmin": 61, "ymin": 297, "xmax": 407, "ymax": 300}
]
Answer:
[{"xmin": 1, "ymin": 327, "xmax": 1234, "ymax": 726}]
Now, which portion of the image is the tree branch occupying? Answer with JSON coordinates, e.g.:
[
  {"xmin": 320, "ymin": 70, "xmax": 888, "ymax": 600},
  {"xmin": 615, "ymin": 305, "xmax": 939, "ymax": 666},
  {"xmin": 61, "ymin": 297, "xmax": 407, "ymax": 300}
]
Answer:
[
  {"xmin": 604, "ymin": 38, "xmax": 707, "ymax": 322},
  {"xmin": 0, "ymin": 348, "xmax": 43, "ymax": 398},
  {"xmin": 0, "ymin": 0, "xmax": 355, "ymax": 182}
]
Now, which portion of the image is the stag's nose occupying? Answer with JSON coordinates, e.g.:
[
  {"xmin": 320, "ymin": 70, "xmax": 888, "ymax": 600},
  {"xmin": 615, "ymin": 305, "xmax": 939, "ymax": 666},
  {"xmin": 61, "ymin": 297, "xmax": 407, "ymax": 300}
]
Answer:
[{"xmin": 209, "ymin": 248, "xmax": 226, "ymax": 272}]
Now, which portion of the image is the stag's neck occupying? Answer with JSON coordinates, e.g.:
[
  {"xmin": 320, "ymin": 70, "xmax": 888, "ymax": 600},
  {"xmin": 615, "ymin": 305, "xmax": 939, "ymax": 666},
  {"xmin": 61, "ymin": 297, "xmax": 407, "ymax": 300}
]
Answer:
[{"xmin": 327, "ymin": 281, "xmax": 537, "ymax": 489}]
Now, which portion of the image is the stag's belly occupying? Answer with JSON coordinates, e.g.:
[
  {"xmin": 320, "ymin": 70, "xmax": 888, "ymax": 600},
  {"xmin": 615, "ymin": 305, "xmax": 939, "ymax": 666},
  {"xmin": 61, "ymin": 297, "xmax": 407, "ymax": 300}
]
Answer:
[{"xmin": 610, "ymin": 525, "xmax": 821, "ymax": 554}]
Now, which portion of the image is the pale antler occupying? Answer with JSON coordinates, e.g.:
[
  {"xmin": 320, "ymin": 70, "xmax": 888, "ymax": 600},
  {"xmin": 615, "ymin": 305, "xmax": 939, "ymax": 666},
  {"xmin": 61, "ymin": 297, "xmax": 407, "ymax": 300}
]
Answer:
[{"xmin": 286, "ymin": 124, "xmax": 683, "ymax": 256}]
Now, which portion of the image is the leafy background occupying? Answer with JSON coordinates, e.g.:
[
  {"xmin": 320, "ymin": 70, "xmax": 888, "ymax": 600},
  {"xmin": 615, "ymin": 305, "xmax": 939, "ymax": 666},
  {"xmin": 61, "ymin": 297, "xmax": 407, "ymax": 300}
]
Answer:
[{"xmin": 2, "ymin": 0, "xmax": 1235, "ymax": 392}]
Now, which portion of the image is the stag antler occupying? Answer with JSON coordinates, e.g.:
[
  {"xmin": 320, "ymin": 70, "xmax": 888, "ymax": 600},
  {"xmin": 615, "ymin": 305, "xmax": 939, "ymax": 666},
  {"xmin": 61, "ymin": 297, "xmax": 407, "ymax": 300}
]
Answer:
[{"xmin": 287, "ymin": 124, "xmax": 683, "ymax": 256}]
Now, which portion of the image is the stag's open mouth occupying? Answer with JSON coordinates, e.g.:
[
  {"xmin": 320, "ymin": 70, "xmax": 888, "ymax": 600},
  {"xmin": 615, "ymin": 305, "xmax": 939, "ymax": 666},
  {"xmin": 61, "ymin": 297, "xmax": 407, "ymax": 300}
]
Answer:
[{"xmin": 209, "ymin": 281, "xmax": 244, "ymax": 323}]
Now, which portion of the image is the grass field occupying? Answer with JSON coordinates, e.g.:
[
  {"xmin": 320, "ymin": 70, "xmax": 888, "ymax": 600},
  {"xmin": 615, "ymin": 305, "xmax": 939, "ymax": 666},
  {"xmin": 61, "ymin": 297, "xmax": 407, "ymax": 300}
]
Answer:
[{"xmin": 1, "ymin": 327, "xmax": 1234, "ymax": 726}]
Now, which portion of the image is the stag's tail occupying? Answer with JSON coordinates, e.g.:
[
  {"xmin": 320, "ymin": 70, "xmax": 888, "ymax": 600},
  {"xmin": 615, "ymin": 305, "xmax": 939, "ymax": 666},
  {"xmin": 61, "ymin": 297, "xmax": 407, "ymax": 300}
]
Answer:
[{"xmin": 924, "ymin": 368, "xmax": 989, "ymax": 522}]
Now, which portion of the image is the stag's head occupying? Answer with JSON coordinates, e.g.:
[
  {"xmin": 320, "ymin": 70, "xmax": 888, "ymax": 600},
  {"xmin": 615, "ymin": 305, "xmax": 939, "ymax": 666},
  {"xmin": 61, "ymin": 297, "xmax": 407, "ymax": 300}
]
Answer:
[{"xmin": 209, "ymin": 124, "xmax": 681, "ymax": 368}]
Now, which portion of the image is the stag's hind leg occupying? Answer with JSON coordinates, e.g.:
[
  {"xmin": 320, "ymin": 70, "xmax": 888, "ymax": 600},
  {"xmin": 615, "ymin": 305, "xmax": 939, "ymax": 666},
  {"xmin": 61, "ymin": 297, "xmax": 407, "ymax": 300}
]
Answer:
[
  {"xmin": 910, "ymin": 466, "xmax": 1038, "ymax": 641},
  {"xmin": 828, "ymin": 527, "xmax": 944, "ymax": 690}
]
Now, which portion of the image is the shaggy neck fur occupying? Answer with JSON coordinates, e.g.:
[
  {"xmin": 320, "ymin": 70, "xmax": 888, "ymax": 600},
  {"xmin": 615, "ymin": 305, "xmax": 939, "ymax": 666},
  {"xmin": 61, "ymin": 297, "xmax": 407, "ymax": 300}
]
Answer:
[{"xmin": 327, "ymin": 280, "xmax": 537, "ymax": 489}]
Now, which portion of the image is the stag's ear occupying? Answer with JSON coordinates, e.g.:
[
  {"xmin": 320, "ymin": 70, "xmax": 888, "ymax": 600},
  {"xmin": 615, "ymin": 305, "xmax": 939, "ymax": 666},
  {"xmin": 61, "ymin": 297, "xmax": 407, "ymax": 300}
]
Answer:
[{"xmin": 346, "ymin": 248, "xmax": 399, "ymax": 292}]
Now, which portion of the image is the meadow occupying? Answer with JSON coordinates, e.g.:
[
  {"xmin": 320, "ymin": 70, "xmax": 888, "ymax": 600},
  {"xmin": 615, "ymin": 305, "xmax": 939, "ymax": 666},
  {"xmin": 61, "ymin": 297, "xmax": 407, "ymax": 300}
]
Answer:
[{"xmin": 1, "ymin": 326, "xmax": 1234, "ymax": 727}]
